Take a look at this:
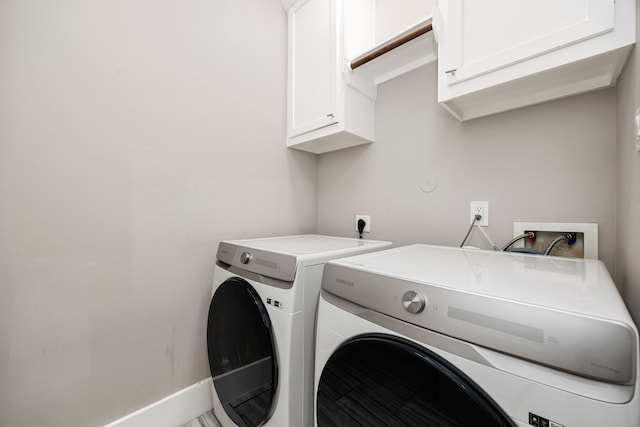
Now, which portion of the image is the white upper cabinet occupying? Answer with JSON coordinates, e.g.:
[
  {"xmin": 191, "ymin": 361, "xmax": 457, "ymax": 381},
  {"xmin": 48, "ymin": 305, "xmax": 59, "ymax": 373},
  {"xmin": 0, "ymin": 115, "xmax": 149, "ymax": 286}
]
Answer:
[
  {"xmin": 440, "ymin": 0, "xmax": 614, "ymax": 84},
  {"xmin": 436, "ymin": 0, "xmax": 635, "ymax": 121},
  {"xmin": 286, "ymin": 0, "xmax": 377, "ymax": 154}
]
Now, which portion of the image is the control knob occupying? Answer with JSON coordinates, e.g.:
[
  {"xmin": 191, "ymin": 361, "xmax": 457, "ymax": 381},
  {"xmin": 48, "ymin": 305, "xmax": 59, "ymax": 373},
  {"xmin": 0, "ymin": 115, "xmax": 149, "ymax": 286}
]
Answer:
[
  {"xmin": 402, "ymin": 291, "xmax": 426, "ymax": 314},
  {"xmin": 240, "ymin": 252, "xmax": 252, "ymax": 264}
]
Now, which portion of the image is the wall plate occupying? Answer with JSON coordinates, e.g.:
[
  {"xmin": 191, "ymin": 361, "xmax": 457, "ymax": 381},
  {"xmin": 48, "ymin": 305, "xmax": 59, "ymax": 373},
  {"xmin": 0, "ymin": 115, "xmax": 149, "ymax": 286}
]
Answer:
[{"xmin": 513, "ymin": 222, "xmax": 598, "ymax": 260}]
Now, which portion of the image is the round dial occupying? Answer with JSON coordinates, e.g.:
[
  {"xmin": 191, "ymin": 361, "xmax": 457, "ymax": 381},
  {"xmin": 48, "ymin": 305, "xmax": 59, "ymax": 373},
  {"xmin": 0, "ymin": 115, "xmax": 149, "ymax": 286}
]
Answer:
[
  {"xmin": 240, "ymin": 252, "xmax": 252, "ymax": 264},
  {"xmin": 401, "ymin": 291, "xmax": 426, "ymax": 314}
]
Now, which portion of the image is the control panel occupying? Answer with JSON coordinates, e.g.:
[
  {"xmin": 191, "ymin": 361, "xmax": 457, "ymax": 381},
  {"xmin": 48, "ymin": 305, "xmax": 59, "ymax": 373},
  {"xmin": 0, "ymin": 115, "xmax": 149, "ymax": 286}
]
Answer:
[{"xmin": 529, "ymin": 412, "xmax": 564, "ymax": 427}]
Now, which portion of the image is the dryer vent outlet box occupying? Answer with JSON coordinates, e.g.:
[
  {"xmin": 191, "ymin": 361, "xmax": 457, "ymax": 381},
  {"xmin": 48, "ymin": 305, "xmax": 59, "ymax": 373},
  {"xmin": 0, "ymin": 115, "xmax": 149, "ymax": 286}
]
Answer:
[{"xmin": 513, "ymin": 222, "xmax": 598, "ymax": 260}]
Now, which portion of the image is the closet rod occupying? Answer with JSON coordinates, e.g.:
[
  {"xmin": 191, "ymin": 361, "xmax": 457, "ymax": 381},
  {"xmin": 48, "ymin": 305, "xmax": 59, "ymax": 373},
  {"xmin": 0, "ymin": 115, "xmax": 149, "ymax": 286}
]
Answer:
[{"xmin": 350, "ymin": 22, "xmax": 433, "ymax": 70}]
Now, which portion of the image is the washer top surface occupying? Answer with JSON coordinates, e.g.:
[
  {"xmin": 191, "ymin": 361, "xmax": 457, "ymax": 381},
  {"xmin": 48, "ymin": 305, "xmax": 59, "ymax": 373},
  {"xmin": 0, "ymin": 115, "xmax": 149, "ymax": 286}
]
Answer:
[
  {"xmin": 322, "ymin": 244, "xmax": 637, "ymax": 384},
  {"xmin": 217, "ymin": 235, "xmax": 392, "ymax": 282},
  {"xmin": 224, "ymin": 234, "xmax": 388, "ymax": 257},
  {"xmin": 326, "ymin": 244, "xmax": 630, "ymax": 322}
]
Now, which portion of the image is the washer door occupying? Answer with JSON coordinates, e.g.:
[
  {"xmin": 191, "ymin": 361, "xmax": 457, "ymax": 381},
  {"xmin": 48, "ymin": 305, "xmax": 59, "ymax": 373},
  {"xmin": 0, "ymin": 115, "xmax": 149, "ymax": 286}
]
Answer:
[
  {"xmin": 317, "ymin": 334, "xmax": 515, "ymax": 427},
  {"xmin": 207, "ymin": 277, "xmax": 278, "ymax": 427}
]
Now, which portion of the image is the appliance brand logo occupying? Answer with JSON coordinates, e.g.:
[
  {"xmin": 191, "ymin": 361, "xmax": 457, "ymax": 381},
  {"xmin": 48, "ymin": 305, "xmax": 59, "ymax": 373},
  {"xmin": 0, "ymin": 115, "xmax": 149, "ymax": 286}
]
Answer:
[{"xmin": 336, "ymin": 277, "xmax": 355, "ymax": 287}]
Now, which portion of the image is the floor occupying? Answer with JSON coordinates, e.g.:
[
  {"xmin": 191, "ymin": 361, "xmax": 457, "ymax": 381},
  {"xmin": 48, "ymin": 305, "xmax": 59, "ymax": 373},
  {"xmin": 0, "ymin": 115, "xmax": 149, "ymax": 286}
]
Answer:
[
  {"xmin": 225, "ymin": 383, "xmax": 272, "ymax": 426},
  {"xmin": 180, "ymin": 410, "xmax": 221, "ymax": 427}
]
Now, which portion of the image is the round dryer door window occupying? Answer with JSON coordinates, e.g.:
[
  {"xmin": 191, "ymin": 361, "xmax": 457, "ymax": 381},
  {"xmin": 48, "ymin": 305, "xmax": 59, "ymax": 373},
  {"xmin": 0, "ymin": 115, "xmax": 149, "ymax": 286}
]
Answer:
[
  {"xmin": 317, "ymin": 334, "xmax": 516, "ymax": 427},
  {"xmin": 207, "ymin": 277, "xmax": 278, "ymax": 427}
]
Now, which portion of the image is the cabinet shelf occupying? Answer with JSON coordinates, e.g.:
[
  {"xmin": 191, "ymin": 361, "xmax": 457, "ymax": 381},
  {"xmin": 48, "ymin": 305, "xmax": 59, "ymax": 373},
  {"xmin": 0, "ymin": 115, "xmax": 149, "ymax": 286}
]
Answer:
[{"xmin": 350, "ymin": 17, "xmax": 437, "ymax": 86}]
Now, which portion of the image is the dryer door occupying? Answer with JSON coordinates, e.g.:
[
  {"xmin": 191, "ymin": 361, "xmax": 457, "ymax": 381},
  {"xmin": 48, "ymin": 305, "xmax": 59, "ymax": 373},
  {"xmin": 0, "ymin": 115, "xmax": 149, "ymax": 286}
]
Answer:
[
  {"xmin": 207, "ymin": 277, "xmax": 278, "ymax": 427},
  {"xmin": 317, "ymin": 333, "xmax": 516, "ymax": 427}
]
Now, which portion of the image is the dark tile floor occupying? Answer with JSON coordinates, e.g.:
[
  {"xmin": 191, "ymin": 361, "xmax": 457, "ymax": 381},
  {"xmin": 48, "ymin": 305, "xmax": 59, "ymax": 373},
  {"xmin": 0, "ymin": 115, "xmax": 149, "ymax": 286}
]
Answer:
[
  {"xmin": 180, "ymin": 410, "xmax": 221, "ymax": 427},
  {"xmin": 227, "ymin": 384, "xmax": 272, "ymax": 426}
]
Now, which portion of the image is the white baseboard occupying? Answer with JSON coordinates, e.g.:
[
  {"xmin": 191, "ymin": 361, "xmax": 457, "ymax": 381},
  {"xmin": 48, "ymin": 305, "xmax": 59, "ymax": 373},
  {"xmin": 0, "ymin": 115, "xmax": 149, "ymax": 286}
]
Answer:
[{"xmin": 104, "ymin": 377, "xmax": 213, "ymax": 427}]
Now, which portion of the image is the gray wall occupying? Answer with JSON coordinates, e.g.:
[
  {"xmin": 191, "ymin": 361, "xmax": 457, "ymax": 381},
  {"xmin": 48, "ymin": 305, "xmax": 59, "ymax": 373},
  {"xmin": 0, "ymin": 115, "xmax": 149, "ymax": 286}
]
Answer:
[
  {"xmin": 0, "ymin": 0, "xmax": 316, "ymax": 426},
  {"xmin": 616, "ymin": 5, "xmax": 640, "ymax": 323},
  {"xmin": 318, "ymin": 62, "xmax": 618, "ymax": 276},
  {"xmin": 1, "ymin": 1, "xmax": 638, "ymax": 426}
]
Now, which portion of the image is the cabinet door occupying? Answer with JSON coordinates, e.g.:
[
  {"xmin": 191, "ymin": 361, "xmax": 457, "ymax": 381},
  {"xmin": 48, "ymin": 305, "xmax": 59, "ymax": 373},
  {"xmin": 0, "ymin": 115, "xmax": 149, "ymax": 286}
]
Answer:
[
  {"xmin": 439, "ymin": 0, "xmax": 615, "ymax": 85},
  {"xmin": 288, "ymin": 0, "xmax": 338, "ymax": 138}
]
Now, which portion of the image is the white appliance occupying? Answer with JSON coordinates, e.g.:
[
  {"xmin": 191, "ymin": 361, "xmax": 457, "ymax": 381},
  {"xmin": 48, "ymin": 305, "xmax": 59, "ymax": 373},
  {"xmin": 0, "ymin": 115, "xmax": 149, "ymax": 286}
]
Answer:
[
  {"xmin": 207, "ymin": 235, "xmax": 392, "ymax": 427},
  {"xmin": 315, "ymin": 244, "xmax": 640, "ymax": 427}
]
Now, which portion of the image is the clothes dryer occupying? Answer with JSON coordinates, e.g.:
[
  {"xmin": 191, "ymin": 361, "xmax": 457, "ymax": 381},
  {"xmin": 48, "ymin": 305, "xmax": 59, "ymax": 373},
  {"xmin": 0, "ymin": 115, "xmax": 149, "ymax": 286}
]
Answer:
[
  {"xmin": 207, "ymin": 235, "xmax": 392, "ymax": 427},
  {"xmin": 315, "ymin": 244, "xmax": 640, "ymax": 427}
]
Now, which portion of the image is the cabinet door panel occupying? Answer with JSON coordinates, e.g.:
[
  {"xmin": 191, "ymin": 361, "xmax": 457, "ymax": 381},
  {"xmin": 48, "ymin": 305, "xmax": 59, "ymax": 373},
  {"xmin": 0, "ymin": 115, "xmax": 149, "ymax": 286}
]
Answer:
[
  {"xmin": 289, "ymin": 0, "xmax": 337, "ymax": 138},
  {"xmin": 443, "ymin": 0, "xmax": 615, "ymax": 85}
]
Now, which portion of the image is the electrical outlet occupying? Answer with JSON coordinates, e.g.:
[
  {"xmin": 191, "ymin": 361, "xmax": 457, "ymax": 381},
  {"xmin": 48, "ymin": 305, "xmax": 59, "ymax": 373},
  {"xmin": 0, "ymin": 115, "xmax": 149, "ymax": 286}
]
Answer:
[
  {"xmin": 470, "ymin": 201, "xmax": 489, "ymax": 227},
  {"xmin": 355, "ymin": 215, "xmax": 371, "ymax": 233}
]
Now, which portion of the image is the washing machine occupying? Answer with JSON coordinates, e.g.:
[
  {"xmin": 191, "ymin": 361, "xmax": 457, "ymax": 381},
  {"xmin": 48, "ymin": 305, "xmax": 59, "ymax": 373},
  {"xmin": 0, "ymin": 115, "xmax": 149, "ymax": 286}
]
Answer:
[
  {"xmin": 314, "ymin": 244, "xmax": 640, "ymax": 427},
  {"xmin": 207, "ymin": 234, "xmax": 392, "ymax": 427}
]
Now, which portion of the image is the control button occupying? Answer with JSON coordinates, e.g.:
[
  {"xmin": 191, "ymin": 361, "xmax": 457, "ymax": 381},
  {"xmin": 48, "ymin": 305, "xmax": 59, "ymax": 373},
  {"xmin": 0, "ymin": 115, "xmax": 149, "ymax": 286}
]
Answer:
[
  {"xmin": 240, "ymin": 252, "xmax": 252, "ymax": 264},
  {"xmin": 529, "ymin": 412, "xmax": 558, "ymax": 427},
  {"xmin": 402, "ymin": 291, "xmax": 426, "ymax": 314}
]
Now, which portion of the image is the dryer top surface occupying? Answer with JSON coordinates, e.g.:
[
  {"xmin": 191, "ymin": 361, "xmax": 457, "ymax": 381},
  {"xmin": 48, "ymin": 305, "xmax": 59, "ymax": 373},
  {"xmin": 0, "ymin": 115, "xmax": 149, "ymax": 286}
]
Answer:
[{"xmin": 224, "ymin": 234, "xmax": 390, "ymax": 257}]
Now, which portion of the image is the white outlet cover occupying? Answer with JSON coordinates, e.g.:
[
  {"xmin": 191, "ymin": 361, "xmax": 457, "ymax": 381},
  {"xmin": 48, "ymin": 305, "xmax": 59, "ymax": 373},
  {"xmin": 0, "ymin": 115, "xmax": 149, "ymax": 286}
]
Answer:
[{"xmin": 470, "ymin": 201, "xmax": 489, "ymax": 226}]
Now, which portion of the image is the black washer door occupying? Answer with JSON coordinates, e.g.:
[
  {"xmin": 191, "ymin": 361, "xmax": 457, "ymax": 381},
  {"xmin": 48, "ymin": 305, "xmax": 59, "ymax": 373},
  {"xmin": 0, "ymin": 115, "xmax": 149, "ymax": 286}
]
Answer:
[
  {"xmin": 317, "ymin": 333, "xmax": 516, "ymax": 427},
  {"xmin": 207, "ymin": 277, "xmax": 278, "ymax": 427}
]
